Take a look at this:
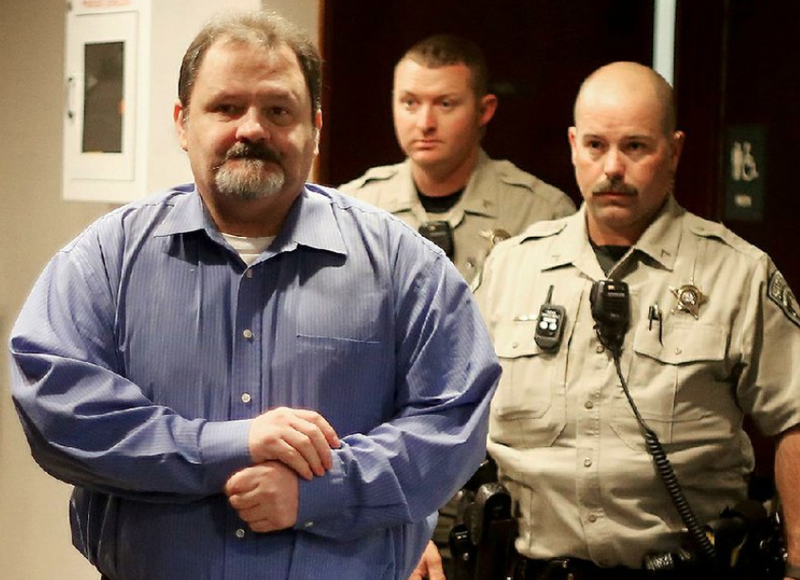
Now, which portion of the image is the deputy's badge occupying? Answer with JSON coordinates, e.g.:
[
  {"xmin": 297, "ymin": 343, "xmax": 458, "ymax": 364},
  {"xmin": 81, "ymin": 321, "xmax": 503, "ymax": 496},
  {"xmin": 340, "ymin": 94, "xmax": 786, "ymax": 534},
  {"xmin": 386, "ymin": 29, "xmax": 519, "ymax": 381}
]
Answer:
[
  {"xmin": 670, "ymin": 282, "xmax": 707, "ymax": 319},
  {"xmin": 480, "ymin": 228, "xmax": 512, "ymax": 247},
  {"xmin": 768, "ymin": 270, "xmax": 800, "ymax": 328}
]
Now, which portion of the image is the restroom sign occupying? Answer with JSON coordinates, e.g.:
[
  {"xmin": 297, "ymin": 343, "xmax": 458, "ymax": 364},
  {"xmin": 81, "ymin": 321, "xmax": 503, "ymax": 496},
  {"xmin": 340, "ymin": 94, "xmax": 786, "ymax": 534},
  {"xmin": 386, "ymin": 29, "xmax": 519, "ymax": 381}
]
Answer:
[{"xmin": 725, "ymin": 125, "xmax": 766, "ymax": 222}]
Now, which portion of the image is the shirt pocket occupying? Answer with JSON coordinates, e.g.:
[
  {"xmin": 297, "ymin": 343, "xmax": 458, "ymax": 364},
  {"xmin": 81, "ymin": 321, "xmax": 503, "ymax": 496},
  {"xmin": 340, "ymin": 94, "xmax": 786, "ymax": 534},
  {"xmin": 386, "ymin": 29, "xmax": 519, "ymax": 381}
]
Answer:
[
  {"xmin": 294, "ymin": 334, "xmax": 392, "ymax": 434},
  {"xmin": 490, "ymin": 320, "xmax": 567, "ymax": 449},
  {"xmin": 611, "ymin": 319, "xmax": 728, "ymax": 450}
]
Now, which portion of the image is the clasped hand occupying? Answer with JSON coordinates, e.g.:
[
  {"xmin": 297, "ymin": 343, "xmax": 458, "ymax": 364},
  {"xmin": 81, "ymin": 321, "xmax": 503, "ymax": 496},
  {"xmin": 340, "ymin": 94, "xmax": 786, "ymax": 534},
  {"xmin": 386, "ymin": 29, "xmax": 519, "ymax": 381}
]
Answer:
[{"xmin": 224, "ymin": 407, "xmax": 341, "ymax": 533}]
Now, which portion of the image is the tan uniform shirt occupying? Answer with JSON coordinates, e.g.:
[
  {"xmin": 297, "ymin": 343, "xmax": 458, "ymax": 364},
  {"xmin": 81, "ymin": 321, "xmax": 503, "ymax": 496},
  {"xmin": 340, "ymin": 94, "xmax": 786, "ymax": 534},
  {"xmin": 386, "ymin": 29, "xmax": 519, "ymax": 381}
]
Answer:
[
  {"xmin": 340, "ymin": 149, "xmax": 576, "ymax": 283},
  {"xmin": 475, "ymin": 196, "xmax": 800, "ymax": 569}
]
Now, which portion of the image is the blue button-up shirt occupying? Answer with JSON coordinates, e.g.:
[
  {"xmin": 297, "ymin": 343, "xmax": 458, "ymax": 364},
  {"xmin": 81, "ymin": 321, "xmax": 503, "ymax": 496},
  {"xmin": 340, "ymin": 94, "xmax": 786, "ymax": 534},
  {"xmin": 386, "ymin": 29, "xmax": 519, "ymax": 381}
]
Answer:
[{"xmin": 10, "ymin": 184, "xmax": 500, "ymax": 580}]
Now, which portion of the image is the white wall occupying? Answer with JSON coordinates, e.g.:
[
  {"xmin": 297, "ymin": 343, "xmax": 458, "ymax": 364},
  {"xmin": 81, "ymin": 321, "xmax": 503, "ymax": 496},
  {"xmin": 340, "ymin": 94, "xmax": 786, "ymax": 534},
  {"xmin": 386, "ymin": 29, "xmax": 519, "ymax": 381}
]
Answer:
[
  {"xmin": 267, "ymin": 0, "xmax": 319, "ymax": 43},
  {"xmin": 0, "ymin": 1, "xmax": 111, "ymax": 577},
  {"xmin": 0, "ymin": 0, "xmax": 317, "ymax": 578}
]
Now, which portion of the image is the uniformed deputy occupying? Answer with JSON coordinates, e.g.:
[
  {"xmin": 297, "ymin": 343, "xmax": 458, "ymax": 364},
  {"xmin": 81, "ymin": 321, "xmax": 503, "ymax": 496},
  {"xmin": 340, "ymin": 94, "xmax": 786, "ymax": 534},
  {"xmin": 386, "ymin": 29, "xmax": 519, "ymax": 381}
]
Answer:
[
  {"xmin": 470, "ymin": 62, "xmax": 800, "ymax": 579},
  {"xmin": 339, "ymin": 34, "xmax": 575, "ymax": 285}
]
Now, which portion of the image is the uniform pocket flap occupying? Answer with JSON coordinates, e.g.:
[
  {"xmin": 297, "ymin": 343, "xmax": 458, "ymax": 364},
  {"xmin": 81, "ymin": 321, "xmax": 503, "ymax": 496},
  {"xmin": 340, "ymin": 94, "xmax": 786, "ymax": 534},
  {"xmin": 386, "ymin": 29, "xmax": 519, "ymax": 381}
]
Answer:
[
  {"xmin": 494, "ymin": 319, "xmax": 545, "ymax": 359},
  {"xmin": 634, "ymin": 320, "xmax": 726, "ymax": 364}
]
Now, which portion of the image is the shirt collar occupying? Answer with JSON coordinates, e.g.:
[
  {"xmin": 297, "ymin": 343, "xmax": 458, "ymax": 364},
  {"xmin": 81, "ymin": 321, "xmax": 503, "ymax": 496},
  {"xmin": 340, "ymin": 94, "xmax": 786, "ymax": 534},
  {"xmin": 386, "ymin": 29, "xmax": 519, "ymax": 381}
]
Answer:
[
  {"xmin": 523, "ymin": 206, "xmax": 593, "ymax": 273},
  {"xmin": 154, "ymin": 185, "xmax": 211, "ymax": 237},
  {"xmin": 153, "ymin": 184, "xmax": 347, "ymax": 258},
  {"xmin": 391, "ymin": 148, "xmax": 497, "ymax": 217},
  {"xmin": 389, "ymin": 161, "xmax": 421, "ymax": 212},
  {"xmin": 272, "ymin": 185, "xmax": 347, "ymax": 256},
  {"xmin": 460, "ymin": 149, "xmax": 499, "ymax": 218},
  {"xmin": 630, "ymin": 195, "xmax": 684, "ymax": 271},
  {"xmin": 534, "ymin": 195, "xmax": 686, "ymax": 278}
]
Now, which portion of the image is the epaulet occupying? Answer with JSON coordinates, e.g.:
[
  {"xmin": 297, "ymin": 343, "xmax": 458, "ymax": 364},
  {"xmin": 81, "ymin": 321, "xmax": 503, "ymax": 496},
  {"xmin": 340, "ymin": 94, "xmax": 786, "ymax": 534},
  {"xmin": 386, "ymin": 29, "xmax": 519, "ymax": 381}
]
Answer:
[
  {"xmin": 339, "ymin": 164, "xmax": 400, "ymax": 192},
  {"xmin": 493, "ymin": 161, "xmax": 574, "ymax": 212},
  {"xmin": 517, "ymin": 217, "xmax": 569, "ymax": 243},
  {"xmin": 493, "ymin": 160, "xmax": 540, "ymax": 190},
  {"xmin": 687, "ymin": 214, "xmax": 761, "ymax": 259}
]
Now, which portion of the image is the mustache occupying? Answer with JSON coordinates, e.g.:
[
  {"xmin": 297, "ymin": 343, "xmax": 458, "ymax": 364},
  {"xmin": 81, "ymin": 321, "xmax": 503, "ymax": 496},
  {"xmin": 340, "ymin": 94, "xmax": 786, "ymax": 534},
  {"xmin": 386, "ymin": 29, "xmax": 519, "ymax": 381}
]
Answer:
[
  {"xmin": 222, "ymin": 142, "xmax": 282, "ymax": 165},
  {"xmin": 593, "ymin": 178, "xmax": 638, "ymax": 195}
]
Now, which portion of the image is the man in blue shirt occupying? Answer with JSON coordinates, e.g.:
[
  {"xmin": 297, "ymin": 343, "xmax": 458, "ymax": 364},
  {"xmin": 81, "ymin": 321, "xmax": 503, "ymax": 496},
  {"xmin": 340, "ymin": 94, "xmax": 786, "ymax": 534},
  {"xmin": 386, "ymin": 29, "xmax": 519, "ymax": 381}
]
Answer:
[{"xmin": 9, "ymin": 11, "xmax": 500, "ymax": 580}]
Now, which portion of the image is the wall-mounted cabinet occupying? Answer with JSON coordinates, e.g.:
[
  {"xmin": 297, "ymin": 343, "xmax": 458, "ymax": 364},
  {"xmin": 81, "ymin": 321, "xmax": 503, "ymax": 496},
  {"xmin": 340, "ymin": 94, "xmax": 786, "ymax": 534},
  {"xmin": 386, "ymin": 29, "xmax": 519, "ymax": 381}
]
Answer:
[{"xmin": 62, "ymin": 0, "xmax": 259, "ymax": 203}]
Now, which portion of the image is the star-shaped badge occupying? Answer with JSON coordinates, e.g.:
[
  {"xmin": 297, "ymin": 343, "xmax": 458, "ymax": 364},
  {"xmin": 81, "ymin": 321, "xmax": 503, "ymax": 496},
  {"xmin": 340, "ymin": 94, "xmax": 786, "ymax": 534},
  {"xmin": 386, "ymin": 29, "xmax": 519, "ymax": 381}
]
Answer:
[
  {"xmin": 670, "ymin": 283, "xmax": 707, "ymax": 319},
  {"xmin": 480, "ymin": 228, "xmax": 512, "ymax": 247}
]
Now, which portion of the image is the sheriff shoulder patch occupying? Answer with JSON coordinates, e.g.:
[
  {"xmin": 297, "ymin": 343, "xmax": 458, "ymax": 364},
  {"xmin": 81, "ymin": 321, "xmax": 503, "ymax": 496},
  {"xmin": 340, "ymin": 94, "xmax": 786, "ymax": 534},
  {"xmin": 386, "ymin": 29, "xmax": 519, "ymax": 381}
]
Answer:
[{"xmin": 768, "ymin": 270, "xmax": 800, "ymax": 328}]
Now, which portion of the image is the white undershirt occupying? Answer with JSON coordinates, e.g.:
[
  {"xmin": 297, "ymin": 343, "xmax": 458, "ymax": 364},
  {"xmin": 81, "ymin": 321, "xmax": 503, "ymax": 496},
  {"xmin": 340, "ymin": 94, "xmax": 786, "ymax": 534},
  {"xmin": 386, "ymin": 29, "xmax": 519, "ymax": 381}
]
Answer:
[{"xmin": 221, "ymin": 232, "xmax": 275, "ymax": 266}]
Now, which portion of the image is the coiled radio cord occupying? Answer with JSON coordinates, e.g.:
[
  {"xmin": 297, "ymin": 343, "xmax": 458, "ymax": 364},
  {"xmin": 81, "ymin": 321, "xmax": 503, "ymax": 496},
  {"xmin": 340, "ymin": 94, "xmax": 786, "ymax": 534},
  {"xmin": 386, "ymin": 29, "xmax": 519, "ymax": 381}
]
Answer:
[{"xmin": 607, "ymin": 343, "xmax": 718, "ymax": 563}]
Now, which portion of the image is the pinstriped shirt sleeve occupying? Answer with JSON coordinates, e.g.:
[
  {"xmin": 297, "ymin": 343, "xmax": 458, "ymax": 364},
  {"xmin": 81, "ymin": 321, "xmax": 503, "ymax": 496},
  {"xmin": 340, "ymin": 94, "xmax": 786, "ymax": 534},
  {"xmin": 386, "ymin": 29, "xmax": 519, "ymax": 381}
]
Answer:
[
  {"xmin": 295, "ymin": 219, "xmax": 500, "ymax": 539},
  {"xmin": 9, "ymin": 184, "xmax": 500, "ymax": 580},
  {"xmin": 10, "ymin": 188, "xmax": 253, "ymax": 499}
]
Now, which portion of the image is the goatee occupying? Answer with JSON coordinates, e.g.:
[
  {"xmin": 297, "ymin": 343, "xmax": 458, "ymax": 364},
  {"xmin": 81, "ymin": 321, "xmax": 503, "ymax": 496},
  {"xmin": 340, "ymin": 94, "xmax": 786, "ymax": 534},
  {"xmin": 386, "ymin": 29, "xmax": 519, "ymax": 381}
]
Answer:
[{"xmin": 215, "ymin": 142, "xmax": 285, "ymax": 200}]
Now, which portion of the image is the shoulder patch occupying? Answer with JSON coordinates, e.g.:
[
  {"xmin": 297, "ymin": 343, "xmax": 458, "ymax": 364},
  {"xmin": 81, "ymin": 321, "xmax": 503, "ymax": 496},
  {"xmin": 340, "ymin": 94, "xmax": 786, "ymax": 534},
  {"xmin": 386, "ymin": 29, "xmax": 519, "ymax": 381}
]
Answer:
[{"xmin": 768, "ymin": 270, "xmax": 800, "ymax": 328}]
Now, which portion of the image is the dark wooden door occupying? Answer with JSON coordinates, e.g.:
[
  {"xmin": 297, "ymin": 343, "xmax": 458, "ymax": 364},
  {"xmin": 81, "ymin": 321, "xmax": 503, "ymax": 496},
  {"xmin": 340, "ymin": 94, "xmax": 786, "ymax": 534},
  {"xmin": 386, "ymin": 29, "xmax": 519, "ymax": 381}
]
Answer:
[
  {"xmin": 675, "ymin": 0, "xmax": 800, "ymax": 477},
  {"xmin": 676, "ymin": 0, "xmax": 800, "ymax": 292},
  {"xmin": 318, "ymin": 0, "xmax": 655, "ymax": 206}
]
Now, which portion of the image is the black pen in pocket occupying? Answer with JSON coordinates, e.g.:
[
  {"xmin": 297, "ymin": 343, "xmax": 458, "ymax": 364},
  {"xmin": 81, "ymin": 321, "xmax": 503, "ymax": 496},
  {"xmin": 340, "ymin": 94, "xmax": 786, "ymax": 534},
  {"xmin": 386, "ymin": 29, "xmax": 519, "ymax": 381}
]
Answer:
[{"xmin": 648, "ymin": 303, "xmax": 663, "ymax": 344}]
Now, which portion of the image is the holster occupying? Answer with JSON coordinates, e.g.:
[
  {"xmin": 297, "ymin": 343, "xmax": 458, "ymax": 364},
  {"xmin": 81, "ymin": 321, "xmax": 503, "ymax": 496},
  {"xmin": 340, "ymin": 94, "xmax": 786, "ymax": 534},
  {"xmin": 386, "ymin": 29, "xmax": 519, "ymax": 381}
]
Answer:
[{"xmin": 449, "ymin": 480, "xmax": 517, "ymax": 580}]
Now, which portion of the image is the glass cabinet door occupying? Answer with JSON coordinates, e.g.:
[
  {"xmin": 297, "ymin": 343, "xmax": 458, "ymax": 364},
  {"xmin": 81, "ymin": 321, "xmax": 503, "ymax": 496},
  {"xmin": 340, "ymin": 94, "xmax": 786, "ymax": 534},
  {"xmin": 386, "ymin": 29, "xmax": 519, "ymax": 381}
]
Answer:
[{"xmin": 64, "ymin": 11, "xmax": 137, "ymax": 183}]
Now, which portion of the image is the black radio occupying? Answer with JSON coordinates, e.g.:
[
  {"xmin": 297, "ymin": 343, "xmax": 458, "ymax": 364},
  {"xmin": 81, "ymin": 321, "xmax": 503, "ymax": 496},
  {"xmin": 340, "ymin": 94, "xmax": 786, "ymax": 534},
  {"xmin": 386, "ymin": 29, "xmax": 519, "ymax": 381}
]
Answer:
[
  {"xmin": 419, "ymin": 221, "xmax": 455, "ymax": 259},
  {"xmin": 590, "ymin": 279, "xmax": 630, "ymax": 352},
  {"xmin": 534, "ymin": 286, "xmax": 566, "ymax": 351}
]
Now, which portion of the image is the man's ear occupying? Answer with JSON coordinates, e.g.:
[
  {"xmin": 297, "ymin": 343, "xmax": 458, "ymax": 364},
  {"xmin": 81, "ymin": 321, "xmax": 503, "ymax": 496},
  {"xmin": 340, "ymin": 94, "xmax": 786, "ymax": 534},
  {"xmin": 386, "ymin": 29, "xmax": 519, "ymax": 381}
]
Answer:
[
  {"xmin": 478, "ymin": 94, "xmax": 498, "ymax": 127},
  {"xmin": 313, "ymin": 109, "xmax": 323, "ymax": 155},
  {"xmin": 670, "ymin": 130, "xmax": 686, "ymax": 171},
  {"xmin": 174, "ymin": 101, "xmax": 188, "ymax": 151},
  {"xmin": 568, "ymin": 126, "xmax": 578, "ymax": 166}
]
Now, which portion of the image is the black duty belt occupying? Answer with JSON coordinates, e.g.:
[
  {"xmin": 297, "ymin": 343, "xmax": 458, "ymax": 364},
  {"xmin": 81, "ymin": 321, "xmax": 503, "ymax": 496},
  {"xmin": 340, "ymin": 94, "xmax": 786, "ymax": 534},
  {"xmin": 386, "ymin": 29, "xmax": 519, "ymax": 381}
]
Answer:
[{"xmin": 517, "ymin": 557, "xmax": 662, "ymax": 580}]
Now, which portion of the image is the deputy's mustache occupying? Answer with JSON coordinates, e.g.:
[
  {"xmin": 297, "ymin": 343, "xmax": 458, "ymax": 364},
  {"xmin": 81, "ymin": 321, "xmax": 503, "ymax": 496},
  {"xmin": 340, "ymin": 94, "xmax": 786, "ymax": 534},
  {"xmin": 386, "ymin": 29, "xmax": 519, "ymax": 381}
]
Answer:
[{"xmin": 593, "ymin": 178, "xmax": 638, "ymax": 195}]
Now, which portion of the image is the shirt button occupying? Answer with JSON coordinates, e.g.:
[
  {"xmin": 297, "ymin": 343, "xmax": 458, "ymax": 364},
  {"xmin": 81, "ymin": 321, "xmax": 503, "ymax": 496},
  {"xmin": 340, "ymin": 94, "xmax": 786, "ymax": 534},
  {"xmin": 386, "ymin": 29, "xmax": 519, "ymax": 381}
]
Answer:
[
  {"xmin": 235, "ymin": 528, "xmax": 246, "ymax": 539},
  {"xmin": 584, "ymin": 401, "xmax": 594, "ymax": 409},
  {"xmin": 511, "ymin": 341, "xmax": 519, "ymax": 349},
  {"xmin": 584, "ymin": 458, "xmax": 592, "ymax": 467},
  {"xmin": 675, "ymin": 347, "xmax": 683, "ymax": 355},
  {"xmin": 588, "ymin": 514, "xmax": 598, "ymax": 523},
  {"xmin": 595, "ymin": 345, "xmax": 605, "ymax": 354},
  {"xmin": 241, "ymin": 392, "xmax": 252, "ymax": 404},
  {"xmin": 245, "ymin": 270, "xmax": 254, "ymax": 279},
  {"xmin": 465, "ymin": 260, "xmax": 475, "ymax": 270},
  {"xmin": 243, "ymin": 329, "xmax": 254, "ymax": 339}
]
